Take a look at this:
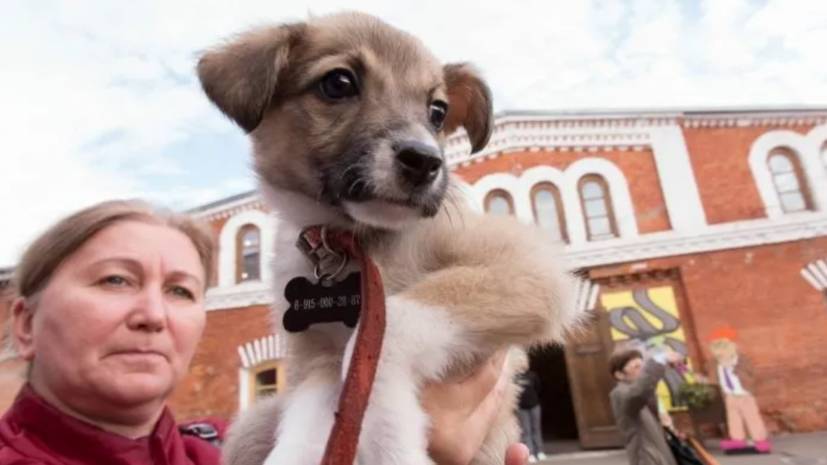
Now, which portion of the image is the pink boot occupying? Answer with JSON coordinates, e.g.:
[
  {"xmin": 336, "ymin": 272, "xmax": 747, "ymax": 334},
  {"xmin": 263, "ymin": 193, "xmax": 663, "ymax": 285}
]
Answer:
[
  {"xmin": 720, "ymin": 439, "xmax": 748, "ymax": 452},
  {"xmin": 754, "ymin": 439, "xmax": 772, "ymax": 453}
]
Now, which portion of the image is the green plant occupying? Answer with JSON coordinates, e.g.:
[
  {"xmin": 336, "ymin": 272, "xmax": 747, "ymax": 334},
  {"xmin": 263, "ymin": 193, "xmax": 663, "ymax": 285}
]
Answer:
[{"xmin": 678, "ymin": 382, "xmax": 715, "ymax": 410}]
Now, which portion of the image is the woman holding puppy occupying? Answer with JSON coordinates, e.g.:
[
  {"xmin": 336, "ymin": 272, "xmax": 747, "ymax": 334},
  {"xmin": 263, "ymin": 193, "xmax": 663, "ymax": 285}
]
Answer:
[{"xmin": 0, "ymin": 199, "xmax": 528, "ymax": 465}]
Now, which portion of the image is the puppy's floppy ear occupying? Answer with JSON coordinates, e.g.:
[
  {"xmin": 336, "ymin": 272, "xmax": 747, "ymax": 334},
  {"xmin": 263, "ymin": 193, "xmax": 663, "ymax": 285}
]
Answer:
[
  {"xmin": 442, "ymin": 63, "xmax": 493, "ymax": 153},
  {"xmin": 197, "ymin": 23, "xmax": 305, "ymax": 133}
]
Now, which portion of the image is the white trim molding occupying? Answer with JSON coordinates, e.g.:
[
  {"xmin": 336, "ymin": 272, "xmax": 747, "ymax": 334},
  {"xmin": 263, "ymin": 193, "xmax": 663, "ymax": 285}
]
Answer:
[
  {"xmin": 470, "ymin": 173, "xmax": 523, "ymax": 218},
  {"xmin": 566, "ymin": 211, "xmax": 827, "ymax": 268},
  {"xmin": 205, "ymin": 280, "xmax": 272, "ymax": 311},
  {"xmin": 237, "ymin": 334, "xmax": 288, "ymax": 409},
  {"xmin": 801, "ymin": 259, "xmax": 827, "ymax": 294},
  {"xmin": 237, "ymin": 334, "xmax": 288, "ymax": 368},
  {"xmin": 807, "ymin": 124, "xmax": 827, "ymax": 171},
  {"xmin": 748, "ymin": 125, "xmax": 827, "ymax": 218},
  {"xmin": 190, "ymin": 190, "xmax": 261, "ymax": 222},
  {"xmin": 445, "ymin": 116, "xmax": 655, "ymax": 167},
  {"xmin": 573, "ymin": 279, "xmax": 601, "ymax": 313},
  {"xmin": 648, "ymin": 125, "xmax": 707, "ymax": 231},
  {"xmin": 217, "ymin": 209, "xmax": 278, "ymax": 288},
  {"xmin": 471, "ymin": 159, "xmax": 637, "ymax": 244}
]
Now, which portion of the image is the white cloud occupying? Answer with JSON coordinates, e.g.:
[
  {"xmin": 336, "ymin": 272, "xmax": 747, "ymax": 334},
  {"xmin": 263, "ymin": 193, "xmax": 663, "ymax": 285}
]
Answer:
[{"xmin": 1, "ymin": 0, "xmax": 826, "ymax": 265}]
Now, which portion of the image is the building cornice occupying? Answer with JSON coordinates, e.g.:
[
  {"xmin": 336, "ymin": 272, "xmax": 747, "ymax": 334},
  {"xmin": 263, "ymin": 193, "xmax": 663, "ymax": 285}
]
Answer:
[
  {"xmin": 445, "ymin": 109, "xmax": 827, "ymax": 168},
  {"xmin": 681, "ymin": 114, "xmax": 827, "ymax": 129},
  {"xmin": 205, "ymin": 281, "xmax": 272, "ymax": 311},
  {"xmin": 190, "ymin": 194, "xmax": 265, "ymax": 223}
]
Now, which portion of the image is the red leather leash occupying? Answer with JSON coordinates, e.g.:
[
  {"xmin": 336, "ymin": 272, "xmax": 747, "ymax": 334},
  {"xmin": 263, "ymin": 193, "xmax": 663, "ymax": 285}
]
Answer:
[{"xmin": 299, "ymin": 226, "xmax": 386, "ymax": 465}]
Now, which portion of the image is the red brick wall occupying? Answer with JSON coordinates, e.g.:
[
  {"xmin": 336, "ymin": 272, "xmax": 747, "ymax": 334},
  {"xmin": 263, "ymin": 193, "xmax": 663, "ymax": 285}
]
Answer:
[
  {"xmin": 169, "ymin": 304, "xmax": 272, "ymax": 422},
  {"xmin": 593, "ymin": 236, "xmax": 827, "ymax": 432},
  {"xmin": 0, "ymin": 286, "xmax": 26, "ymax": 414},
  {"xmin": 453, "ymin": 148, "xmax": 672, "ymax": 234},
  {"xmin": 681, "ymin": 125, "xmax": 815, "ymax": 224}
]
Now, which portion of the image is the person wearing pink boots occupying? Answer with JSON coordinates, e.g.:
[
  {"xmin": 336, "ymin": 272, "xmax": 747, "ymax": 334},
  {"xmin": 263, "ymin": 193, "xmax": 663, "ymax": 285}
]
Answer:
[{"xmin": 709, "ymin": 327, "xmax": 771, "ymax": 454}]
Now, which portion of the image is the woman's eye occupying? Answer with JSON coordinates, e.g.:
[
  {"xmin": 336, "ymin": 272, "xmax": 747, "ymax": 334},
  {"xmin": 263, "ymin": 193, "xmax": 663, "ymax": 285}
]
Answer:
[
  {"xmin": 169, "ymin": 286, "xmax": 195, "ymax": 301},
  {"xmin": 100, "ymin": 275, "xmax": 129, "ymax": 286}
]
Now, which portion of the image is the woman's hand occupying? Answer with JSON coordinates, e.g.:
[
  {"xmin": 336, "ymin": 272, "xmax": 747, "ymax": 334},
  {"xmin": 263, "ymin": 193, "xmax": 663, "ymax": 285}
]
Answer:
[{"xmin": 421, "ymin": 349, "xmax": 528, "ymax": 465}]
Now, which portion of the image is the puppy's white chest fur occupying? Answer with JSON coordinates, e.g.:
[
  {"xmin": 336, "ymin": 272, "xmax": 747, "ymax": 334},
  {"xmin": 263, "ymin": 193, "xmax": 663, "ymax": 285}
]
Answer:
[{"xmin": 263, "ymin": 189, "xmax": 465, "ymax": 465}]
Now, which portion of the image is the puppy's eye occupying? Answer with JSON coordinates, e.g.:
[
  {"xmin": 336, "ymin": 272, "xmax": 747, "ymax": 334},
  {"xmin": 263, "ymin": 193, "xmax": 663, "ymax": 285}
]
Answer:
[
  {"xmin": 319, "ymin": 69, "xmax": 359, "ymax": 100},
  {"xmin": 429, "ymin": 100, "xmax": 448, "ymax": 130}
]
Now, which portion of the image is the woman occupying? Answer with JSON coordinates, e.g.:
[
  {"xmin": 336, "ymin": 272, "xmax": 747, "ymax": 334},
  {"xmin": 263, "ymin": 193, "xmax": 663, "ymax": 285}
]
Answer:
[{"xmin": 0, "ymin": 200, "xmax": 528, "ymax": 465}]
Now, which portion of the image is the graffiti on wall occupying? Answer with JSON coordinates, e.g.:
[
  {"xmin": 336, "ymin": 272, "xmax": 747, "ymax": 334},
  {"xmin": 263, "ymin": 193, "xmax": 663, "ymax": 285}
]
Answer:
[{"xmin": 601, "ymin": 285, "xmax": 690, "ymax": 409}]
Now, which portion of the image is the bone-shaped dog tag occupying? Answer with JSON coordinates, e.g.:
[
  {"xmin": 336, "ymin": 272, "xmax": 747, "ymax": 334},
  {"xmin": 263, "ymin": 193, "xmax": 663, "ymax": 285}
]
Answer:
[{"xmin": 282, "ymin": 272, "xmax": 361, "ymax": 333}]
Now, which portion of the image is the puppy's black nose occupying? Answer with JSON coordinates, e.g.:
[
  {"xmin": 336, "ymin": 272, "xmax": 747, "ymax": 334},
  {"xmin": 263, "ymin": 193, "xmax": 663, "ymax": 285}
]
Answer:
[{"xmin": 394, "ymin": 141, "xmax": 443, "ymax": 187}]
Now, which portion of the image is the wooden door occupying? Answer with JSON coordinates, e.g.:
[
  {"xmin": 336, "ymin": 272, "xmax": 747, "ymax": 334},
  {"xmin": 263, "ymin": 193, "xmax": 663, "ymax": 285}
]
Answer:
[{"xmin": 564, "ymin": 310, "xmax": 622, "ymax": 448}]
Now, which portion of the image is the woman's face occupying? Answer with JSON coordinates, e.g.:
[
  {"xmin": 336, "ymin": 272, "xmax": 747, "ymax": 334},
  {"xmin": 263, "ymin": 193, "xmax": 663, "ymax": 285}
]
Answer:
[{"xmin": 15, "ymin": 221, "xmax": 207, "ymax": 418}]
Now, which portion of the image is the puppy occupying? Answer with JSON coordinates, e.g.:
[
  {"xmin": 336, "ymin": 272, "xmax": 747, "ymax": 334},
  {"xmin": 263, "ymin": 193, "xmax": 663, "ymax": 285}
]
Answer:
[{"xmin": 198, "ymin": 12, "xmax": 581, "ymax": 465}]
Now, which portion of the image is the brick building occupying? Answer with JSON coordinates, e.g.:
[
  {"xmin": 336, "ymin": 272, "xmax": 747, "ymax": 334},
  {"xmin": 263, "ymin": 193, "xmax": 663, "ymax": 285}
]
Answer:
[
  {"xmin": 2, "ymin": 107, "xmax": 826, "ymax": 449},
  {"xmin": 171, "ymin": 106, "xmax": 827, "ymax": 449}
]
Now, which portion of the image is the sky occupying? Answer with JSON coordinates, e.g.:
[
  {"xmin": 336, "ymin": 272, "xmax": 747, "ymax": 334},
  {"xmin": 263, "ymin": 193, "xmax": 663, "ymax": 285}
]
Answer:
[{"xmin": 2, "ymin": 0, "xmax": 826, "ymax": 266}]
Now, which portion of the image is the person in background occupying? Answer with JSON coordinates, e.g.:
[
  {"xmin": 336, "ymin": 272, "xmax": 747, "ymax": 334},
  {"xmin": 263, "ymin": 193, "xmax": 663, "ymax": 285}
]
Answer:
[
  {"xmin": 516, "ymin": 369, "xmax": 546, "ymax": 462},
  {"xmin": 609, "ymin": 347, "xmax": 684, "ymax": 465},
  {"xmin": 709, "ymin": 329, "xmax": 771, "ymax": 453},
  {"xmin": 0, "ymin": 199, "xmax": 530, "ymax": 465}
]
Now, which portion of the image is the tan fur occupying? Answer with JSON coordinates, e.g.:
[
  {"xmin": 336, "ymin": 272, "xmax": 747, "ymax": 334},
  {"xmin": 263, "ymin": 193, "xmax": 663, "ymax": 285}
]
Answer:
[{"xmin": 198, "ymin": 11, "xmax": 582, "ymax": 465}]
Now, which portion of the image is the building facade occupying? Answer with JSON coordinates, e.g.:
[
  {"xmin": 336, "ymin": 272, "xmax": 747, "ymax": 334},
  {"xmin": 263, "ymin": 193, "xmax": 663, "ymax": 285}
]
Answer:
[
  {"xmin": 1, "ymin": 108, "xmax": 826, "ymax": 448},
  {"xmin": 173, "ymin": 107, "xmax": 827, "ymax": 448}
]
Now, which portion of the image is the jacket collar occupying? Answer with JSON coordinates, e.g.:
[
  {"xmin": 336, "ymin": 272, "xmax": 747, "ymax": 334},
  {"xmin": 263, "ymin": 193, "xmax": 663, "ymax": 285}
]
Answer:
[{"xmin": 1, "ymin": 384, "xmax": 188, "ymax": 465}]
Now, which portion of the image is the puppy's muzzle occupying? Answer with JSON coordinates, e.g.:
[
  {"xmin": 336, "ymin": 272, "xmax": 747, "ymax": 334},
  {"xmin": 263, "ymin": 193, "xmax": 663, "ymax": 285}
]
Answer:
[{"xmin": 394, "ymin": 141, "xmax": 443, "ymax": 189}]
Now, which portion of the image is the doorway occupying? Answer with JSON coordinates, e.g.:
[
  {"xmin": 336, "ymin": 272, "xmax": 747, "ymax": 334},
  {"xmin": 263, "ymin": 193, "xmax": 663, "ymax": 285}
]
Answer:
[{"xmin": 527, "ymin": 345, "xmax": 580, "ymax": 453}]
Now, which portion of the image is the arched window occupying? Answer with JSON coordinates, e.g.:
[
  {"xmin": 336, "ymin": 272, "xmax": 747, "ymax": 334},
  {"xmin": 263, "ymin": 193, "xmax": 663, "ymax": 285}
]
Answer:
[
  {"xmin": 767, "ymin": 148, "xmax": 812, "ymax": 213},
  {"xmin": 236, "ymin": 224, "xmax": 261, "ymax": 283},
  {"xmin": 250, "ymin": 360, "xmax": 285, "ymax": 402},
  {"xmin": 531, "ymin": 183, "xmax": 567, "ymax": 243},
  {"xmin": 578, "ymin": 175, "xmax": 618, "ymax": 241},
  {"xmin": 484, "ymin": 189, "xmax": 514, "ymax": 216}
]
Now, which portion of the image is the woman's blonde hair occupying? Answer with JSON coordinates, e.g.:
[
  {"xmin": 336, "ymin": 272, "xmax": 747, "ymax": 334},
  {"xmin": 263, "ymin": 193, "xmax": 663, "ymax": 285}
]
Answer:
[{"xmin": 13, "ymin": 199, "xmax": 216, "ymax": 299}]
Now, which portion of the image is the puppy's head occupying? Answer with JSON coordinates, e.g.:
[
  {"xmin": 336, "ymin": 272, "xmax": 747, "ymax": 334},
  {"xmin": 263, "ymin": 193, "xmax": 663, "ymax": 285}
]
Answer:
[{"xmin": 198, "ymin": 12, "xmax": 492, "ymax": 230}]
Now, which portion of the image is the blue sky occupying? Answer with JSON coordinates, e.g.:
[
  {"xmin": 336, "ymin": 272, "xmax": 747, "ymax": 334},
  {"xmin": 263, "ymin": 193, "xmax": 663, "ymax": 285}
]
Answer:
[{"xmin": 2, "ymin": 0, "xmax": 826, "ymax": 266}]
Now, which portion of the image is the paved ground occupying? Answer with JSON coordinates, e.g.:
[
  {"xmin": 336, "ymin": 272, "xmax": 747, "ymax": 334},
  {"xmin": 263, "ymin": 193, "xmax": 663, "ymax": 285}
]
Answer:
[{"xmin": 540, "ymin": 431, "xmax": 827, "ymax": 465}]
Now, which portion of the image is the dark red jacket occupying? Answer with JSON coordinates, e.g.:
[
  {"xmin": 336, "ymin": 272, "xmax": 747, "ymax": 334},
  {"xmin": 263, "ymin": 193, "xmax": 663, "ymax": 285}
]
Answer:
[{"xmin": 0, "ymin": 385, "xmax": 220, "ymax": 465}]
